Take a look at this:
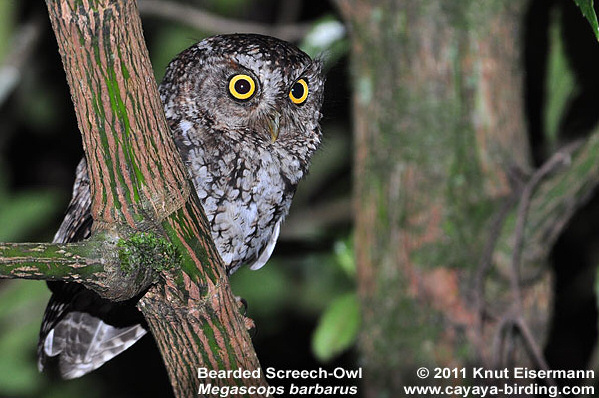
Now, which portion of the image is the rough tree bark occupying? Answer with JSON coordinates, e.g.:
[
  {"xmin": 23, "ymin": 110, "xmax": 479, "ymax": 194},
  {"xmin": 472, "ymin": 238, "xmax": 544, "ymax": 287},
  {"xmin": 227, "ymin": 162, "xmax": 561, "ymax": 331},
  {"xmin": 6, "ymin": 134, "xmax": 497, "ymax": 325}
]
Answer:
[
  {"xmin": 337, "ymin": 0, "xmax": 599, "ymax": 396},
  {"xmin": 0, "ymin": 0, "xmax": 269, "ymax": 396}
]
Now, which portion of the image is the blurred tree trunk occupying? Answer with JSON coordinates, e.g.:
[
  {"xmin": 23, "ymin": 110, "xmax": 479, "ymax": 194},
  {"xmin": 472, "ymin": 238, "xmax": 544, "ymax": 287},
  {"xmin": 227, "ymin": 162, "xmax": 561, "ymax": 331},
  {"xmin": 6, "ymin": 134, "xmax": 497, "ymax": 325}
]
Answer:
[{"xmin": 336, "ymin": 0, "xmax": 599, "ymax": 395}]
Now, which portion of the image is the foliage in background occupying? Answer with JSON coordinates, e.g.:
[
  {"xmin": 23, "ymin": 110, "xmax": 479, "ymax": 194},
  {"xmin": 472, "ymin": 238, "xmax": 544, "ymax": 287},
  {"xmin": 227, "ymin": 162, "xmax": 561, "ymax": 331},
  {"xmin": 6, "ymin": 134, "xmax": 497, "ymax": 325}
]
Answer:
[
  {"xmin": 0, "ymin": 122, "xmax": 97, "ymax": 397},
  {"xmin": 0, "ymin": 170, "xmax": 63, "ymax": 396},
  {"xmin": 0, "ymin": 168, "xmax": 97, "ymax": 398},
  {"xmin": 311, "ymin": 238, "xmax": 359, "ymax": 362},
  {"xmin": 574, "ymin": 0, "xmax": 599, "ymax": 40},
  {"xmin": 230, "ymin": 236, "xmax": 359, "ymax": 362}
]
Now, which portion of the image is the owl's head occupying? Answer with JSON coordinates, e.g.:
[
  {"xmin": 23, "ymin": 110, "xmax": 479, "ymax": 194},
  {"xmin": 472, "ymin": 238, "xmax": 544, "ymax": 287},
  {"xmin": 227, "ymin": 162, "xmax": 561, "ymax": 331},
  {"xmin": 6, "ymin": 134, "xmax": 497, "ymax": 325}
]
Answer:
[{"xmin": 160, "ymin": 34, "xmax": 325, "ymax": 163}]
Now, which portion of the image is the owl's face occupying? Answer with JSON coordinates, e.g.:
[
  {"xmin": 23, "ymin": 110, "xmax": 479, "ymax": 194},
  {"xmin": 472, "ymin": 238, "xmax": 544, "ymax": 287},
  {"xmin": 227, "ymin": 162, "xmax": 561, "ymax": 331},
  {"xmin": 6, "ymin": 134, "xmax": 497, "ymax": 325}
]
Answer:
[{"xmin": 160, "ymin": 34, "xmax": 325, "ymax": 167}]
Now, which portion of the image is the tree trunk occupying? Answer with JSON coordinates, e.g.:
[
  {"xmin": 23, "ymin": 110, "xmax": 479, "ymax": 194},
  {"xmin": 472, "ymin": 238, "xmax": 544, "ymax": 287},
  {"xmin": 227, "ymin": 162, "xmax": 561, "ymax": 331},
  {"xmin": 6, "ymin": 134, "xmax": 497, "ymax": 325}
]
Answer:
[{"xmin": 337, "ymin": 0, "xmax": 599, "ymax": 395}]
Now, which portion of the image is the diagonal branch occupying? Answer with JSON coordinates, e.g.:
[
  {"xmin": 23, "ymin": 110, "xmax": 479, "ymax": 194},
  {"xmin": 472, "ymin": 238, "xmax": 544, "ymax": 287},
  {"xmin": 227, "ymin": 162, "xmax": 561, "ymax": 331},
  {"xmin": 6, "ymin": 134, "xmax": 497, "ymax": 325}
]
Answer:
[{"xmin": 47, "ymin": 0, "xmax": 190, "ymax": 229}]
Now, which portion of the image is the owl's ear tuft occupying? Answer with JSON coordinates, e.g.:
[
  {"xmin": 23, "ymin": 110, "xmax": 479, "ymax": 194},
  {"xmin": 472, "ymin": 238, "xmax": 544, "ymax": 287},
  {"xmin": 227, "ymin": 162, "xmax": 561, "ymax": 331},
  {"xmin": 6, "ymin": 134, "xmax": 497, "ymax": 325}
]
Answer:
[{"xmin": 309, "ymin": 57, "xmax": 325, "ymax": 77}]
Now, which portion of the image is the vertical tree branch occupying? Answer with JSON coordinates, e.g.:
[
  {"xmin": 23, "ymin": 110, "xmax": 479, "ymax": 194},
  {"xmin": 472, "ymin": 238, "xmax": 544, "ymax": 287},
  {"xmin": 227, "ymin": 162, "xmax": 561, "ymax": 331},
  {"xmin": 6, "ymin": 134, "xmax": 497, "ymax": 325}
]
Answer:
[
  {"xmin": 46, "ymin": 0, "xmax": 189, "ymax": 229},
  {"xmin": 45, "ymin": 0, "xmax": 268, "ymax": 395}
]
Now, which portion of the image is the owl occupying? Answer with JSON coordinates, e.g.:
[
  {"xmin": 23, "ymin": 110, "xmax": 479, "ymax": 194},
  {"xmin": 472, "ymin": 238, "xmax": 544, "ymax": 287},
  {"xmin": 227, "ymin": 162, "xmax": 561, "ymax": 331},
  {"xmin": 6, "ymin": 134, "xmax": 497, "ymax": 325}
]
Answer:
[{"xmin": 38, "ymin": 34, "xmax": 325, "ymax": 379}]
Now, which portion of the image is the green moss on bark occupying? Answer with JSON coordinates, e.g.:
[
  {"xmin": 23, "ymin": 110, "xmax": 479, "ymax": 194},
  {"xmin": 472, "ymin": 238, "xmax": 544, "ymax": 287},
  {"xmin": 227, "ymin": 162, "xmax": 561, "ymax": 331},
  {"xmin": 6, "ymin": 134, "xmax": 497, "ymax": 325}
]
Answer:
[{"xmin": 117, "ymin": 232, "xmax": 180, "ymax": 275}]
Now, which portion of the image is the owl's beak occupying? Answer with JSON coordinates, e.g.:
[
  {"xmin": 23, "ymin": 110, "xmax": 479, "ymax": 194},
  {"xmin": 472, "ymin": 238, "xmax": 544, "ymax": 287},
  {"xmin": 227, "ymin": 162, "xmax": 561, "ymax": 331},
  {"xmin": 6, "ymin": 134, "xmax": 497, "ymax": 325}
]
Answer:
[{"xmin": 267, "ymin": 112, "xmax": 281, "ymax": 143}]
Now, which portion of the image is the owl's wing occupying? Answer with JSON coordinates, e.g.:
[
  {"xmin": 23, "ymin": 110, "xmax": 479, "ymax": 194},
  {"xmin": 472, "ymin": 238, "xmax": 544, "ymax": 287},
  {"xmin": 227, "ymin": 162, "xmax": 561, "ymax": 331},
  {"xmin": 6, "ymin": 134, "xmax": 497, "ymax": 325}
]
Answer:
[
  {"xmin": 249, "ymin": 218, "xmax": 281, "ymax": 270},
  {"xmin": 52, "ymin": 158, "xmax": 93, "ymax": 243},
  {"xmin": 38, "ymin": 158, "xmax": 147, "ymax": 379}
]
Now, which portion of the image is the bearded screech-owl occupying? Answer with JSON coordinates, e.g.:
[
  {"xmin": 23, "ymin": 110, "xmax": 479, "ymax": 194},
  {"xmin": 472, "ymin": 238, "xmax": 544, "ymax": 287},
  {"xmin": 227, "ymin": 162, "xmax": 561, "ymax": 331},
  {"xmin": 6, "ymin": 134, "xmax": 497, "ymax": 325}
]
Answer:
[{"xmin": 37, "ymin": 34, "xmax": 325, "ymax": 379}]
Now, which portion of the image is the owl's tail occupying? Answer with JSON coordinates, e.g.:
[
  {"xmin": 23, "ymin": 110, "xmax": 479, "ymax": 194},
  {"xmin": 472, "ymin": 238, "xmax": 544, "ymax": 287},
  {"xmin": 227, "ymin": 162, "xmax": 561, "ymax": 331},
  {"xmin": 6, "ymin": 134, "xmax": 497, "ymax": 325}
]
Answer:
[{"xmin": 38, "ymin": 282, "xmax": 148, "ymax": 379}]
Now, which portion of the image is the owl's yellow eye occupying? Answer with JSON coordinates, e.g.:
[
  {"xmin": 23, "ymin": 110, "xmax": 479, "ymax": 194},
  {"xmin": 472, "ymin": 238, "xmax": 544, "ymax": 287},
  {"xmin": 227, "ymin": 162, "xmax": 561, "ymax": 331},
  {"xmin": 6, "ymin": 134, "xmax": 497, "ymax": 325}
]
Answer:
[
  {"xmin": 289, "ymin": 78, "xmax": 309, "ymax": 104},
  {"xmin": 228, "ymin": 74, "xmax": 256, "ymax": 100}
]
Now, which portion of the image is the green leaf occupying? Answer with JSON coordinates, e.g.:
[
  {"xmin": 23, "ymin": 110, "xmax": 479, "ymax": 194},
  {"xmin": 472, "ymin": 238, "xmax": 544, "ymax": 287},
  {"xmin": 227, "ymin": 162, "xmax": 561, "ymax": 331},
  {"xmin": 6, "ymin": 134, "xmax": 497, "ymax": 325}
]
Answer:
[
  {"xmin": 334, "ymin": 237, "xmax": 356, "ymax": 278},
  {"xmin": 573, "ymin": 0, "xmax": 599, "ymax": 41},
  {"xmin": 312, "ymin": 293, "xmax": 360, "ymax": 362}
]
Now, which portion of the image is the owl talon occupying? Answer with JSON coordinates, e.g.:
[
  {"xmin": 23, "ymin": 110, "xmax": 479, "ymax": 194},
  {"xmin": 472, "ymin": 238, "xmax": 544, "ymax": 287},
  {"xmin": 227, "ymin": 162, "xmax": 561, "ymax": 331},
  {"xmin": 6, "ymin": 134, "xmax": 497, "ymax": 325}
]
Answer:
[
  {"xmin": 243, "ymin": 316, "xmax": 256, "ymax": 332},
  {"xmin": 235, "ymin": 296, "xmax": 248, "ymax": 316},
  {"xmin": 233, "ymin": 296, "xmax": 254, "ymax": 332}
]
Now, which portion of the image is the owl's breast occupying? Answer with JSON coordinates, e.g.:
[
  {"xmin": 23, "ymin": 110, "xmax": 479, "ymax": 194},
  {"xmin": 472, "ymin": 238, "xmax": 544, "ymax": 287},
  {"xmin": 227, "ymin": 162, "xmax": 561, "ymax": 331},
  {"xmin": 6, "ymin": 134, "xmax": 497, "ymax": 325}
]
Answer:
[{"xmin": 185, "ymin": 142, "xmax": 302, "ymax": 272}]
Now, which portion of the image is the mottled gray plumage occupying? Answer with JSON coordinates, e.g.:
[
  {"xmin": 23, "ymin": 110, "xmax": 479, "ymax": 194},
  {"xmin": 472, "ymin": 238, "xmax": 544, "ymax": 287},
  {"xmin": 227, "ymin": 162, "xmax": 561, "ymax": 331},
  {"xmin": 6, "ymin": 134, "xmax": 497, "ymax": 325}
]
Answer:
[
  {"xmin": 161, "ymin": 34, "xmax": 324, "ymax": 272},
  {"xmin": 38, "ymin": 34, "xmax": 324, "ymax": 379}
]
